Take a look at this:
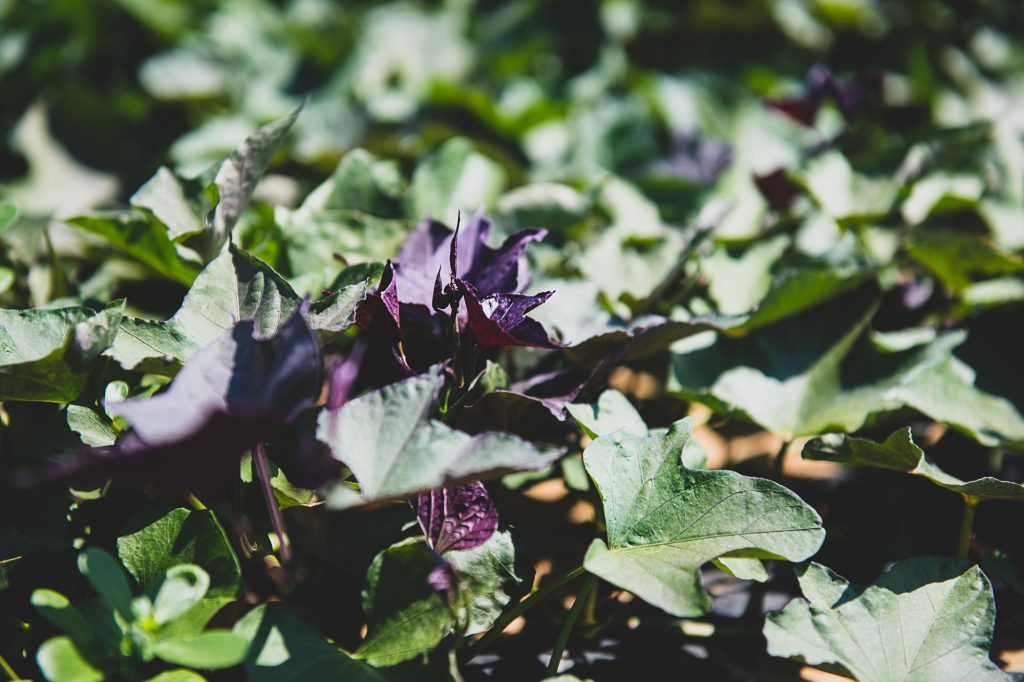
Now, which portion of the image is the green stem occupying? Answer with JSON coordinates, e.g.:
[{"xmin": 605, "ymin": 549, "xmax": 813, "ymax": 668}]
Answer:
[
  {"xmin": 772, "ymin": 439, "xmax": 792, "ymax": 479},
  {"xmin": 0, "ymin": 650, "xmax": 17, "ymax": 680},
  {"xmin": 547, "ymin": 575, "xmax": 597, "ymax": 676},
  {"xmin": 464, "ymin": 565, "xmax": 586, "ymax": 659},
  {"xmin": 185, "ymin": 492, "xmax": 207, "ymax": 511},
  {"xmin": 254, "ymin": 443, "xmax": 292, "ymax": 565},
  {"xmin": 956, "ymin": 496, "xmax": 978, "ymax": 560}
]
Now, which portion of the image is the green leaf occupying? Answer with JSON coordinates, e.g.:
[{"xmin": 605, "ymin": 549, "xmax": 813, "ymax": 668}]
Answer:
[
  {"xmin": 317, "ymin": 371, "xmax": 561, "ymax": 507},
  {"xmin": 567, "ymin": 389, "xmax": 647, "ymax": 440},
  {"xmin": 448, "ymin": 529, "xmax": 531, "ymax": 635},
  {"xmin": 804, "ymin": 428, "xmax": 1024, "ymax": 503},
  {"xmin": 902, "ymin": 173, "xmax": 985, "ymax": 225},
  {"xmin": 0, "ymin": 301, "xmax": 124, "ymax": 403},
  {"xmin": 0, "ymin": 201, "xmax": 18, "ymax": 231},
  {"xmin": 130, "ymin": 166, "xmax": 209, "ymax": 241},
  {"xmin": 191, "ymin": 104, "xmax": 303, "ymax": 262},
  {"xmin": 117, "ymin": 507, "xmax": 241, "ymax": 600},
  {"xmin": 906, "ymin": 229, "xmax": 1022, "ymax": 293},
  {"xmin": 582, "ymin": 419, "xmax": 824, "ymax": 617},
  {"xmin": 233, "ymin": 603, "xmax": 387, "ymax": 682},
  {"xmin": 702, "ymin": 235, "xmax": 790, "ymax": 315},
  {"xmin": 764, "ymin": 558, "xmax": 1011, "ymax": 681},
  {"xmin": 31, "ymin": 589, "xmax": 97, "ymax": 649},
  {"xmin": 317, "ymin": 148, "xmax": 406, "ymax": 217},
  {"xmin": 69, "ymin": 212, "xmax": 200, "ymax": 285},
  {"xmin": 357, "ymin": 531, "xmax": 527, "ymax": 666},
  {"xmin": 799, "ymin": 151, "xmax": 898, "ymax": 221},
  {"xmin": 144, "ymin": 671, "xmax": 207, "ymax": 682},
  {"xmin": 77, "ymin": 548, "xmax": 134, "ymax": 621},
  {"xmin": 410, "ymin": 137, "xmax": 506, "ymax": 222},
  {"xmin": 152, "ymin": 565, "xmax": 211, "ymax": 625},
  {"xmin": 36, "ymin": 636, "xmax": 104, "ymax": 682},
  {"xmin": 669, "ymin": 288, "xmax": 1024, "ymax": 444},
  {"xmin": 106, "ymin": 245, "xmax": 300, "ymax": 374},
  {"xmin": 66, "ymin": 405, "xmax": 118, "ymax": 446},
  {"xmin": 151, "ymin": 631, "xmax": 249, "ymax": 669}
]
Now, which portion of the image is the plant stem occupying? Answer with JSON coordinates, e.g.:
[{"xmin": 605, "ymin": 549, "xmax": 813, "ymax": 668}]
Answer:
[
  {"xmin": 772, "ymin": 439, "xmax": 792, "ymax": 479},
  {"xmin": 253, "ymin": 442, "xmax": 292, "ymax": 565},
  {"xmin": 464, "ymin": 564, "xmax": 586, "ymax": 659},
  {"xmin": 0, "ymin": 650, "xmax": 17, "ymax": 680},
  {"xmin": 547, "ymin": 574, "xmax": 597, "ymax": 676},
  {"xmin": 956, "ymin": 496, "xmax": 978, "ymax": 560},
  {"xmin": 185, "ymin": 492, "xmax": 207, "ymax": 511}
]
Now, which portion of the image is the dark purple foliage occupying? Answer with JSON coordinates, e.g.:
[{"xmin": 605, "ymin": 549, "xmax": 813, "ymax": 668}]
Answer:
[
  {"xmin": 415, "ymin": 480, "xmax": 499, "ymax": 554},
  {"xmin": 18, "ymin": 309, "xmax": 322, "ymax": 497},
  {"xmin": 427, "ymin": 553, "xmax": 460, "ymax": 604},
  {"xmin": 753, "ymin": 169, "xmax": 802, "ymax": 211},
  {"xmin": 355, "ymin": 261, "xmax": 412, "ymax": 373},
  {"xmin": 394, "ymin": 214, "xmax": 546, "ymax": 308},
  {"xmin": 765, "ymin": 64, "xmax": 879, "ymax": 127},
  {"xmin": 461, "ymin": 284, "xmax": 560, "ymax": 349}
]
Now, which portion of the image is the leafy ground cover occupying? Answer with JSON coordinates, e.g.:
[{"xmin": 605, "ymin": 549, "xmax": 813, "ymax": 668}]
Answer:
[{"xmin": 2, "ymin": 1, "xmax": 1024, "ymax": 680}]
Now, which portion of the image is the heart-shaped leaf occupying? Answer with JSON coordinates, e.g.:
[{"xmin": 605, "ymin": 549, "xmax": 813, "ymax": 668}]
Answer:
[
  {"xmin": 317, "ymin": 370, "xmax": 561, "ymax": 507},
  {"xmin": 357, "ymin": 531, "xmax": 528, "ymax": 666},
  {"xmin": 415, "ymin": 481, "xmax": 498, "ymax": 553},
  {"xmin": 583, "ymin": 419, "xmax": 824, "ymax": 617},
  {"xmin": 764, "ymin": 558, "xmax": 1011, "ymax": 681}
]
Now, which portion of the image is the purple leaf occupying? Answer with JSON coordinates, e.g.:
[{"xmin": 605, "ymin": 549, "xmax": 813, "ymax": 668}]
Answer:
[
  {"xmin": 19, "ymin": 309, "xmax": 322, "ymax": 496},
  {"xmin": 765, "ymin": 64, "xmax": 878, "ymax": 127},
  {"xmin": 355, "ymin": 261, "xmax": 412, "ymax": 373},
  {"xmin": 427, "ymin": 554, "xmax": 460, "ymax": 604},
  {"xmin": 415, "ymin": 480, "xmax": 498, "ymax": 554},
  {"xmin": 394, "ymin": 214, "xmax": 547, "ymax": 307},
  {"xmin": 461, "ymin": 283, "xmax": 561, "ymax": 349},
  {"xmin": 753, "ymin": 169, "xmax": 802, "ymax": 212}
]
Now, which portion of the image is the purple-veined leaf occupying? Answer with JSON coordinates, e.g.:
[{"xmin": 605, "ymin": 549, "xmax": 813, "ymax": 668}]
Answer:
[{"xmin": 415, "ymin": 480, "xmax": 498, "ymax": 554}]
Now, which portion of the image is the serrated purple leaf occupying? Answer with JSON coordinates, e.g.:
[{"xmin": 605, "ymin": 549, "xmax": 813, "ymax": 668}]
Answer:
[
  {"xmin": 461, "ymin": 283, "xmax": 561, "ymax": 349},
  {"xmin": 415, "ymin": 481, "xmax": 498, "ymax": 554},
  {"xmin": 355, "ymin": 261, "xmax": 412, "ymax": 373}
]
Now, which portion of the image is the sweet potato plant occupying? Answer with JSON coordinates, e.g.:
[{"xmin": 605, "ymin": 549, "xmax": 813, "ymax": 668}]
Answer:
[{"xmin": 1, "ymin": 1, "xmax": 1023, "ymax": 680}]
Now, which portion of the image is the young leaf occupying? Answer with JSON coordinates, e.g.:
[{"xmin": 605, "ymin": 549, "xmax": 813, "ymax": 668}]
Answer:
[
  {"xmin": 31, "ymin": 590, "xmax": 98, "ymax": 650},
  {"xmin": 233, "ymin": 603, "xmax": 387, "ymax": 682},
  {"xmin": 152, "ymin": 565, "xmax": 211, "ymax": 625},
  {"xmin": 804, "ymin": 428, "xmax": 1024, "ymax": 503},
  {"xmin": 317, "ymin": 370, "xmax": 561, "ymax": 507},
  {"xmin": 583, "ymin": 419, "xmax": 824, "ymax": 617},
  {"xmin": 151, "ymin": 631, "xmax": 249, "ymax": 669},
  {"xmin": 764, "ymin": 559, "xmax": 1011, "ymax": 681},
  {"xmin": 78, "ymin": 548, "xmax": 134, "ymax": 621},
  {"xmin": 415, "ymin": 481, "xmax": 498, "ymax": 553},
  {"xmin": 191, "ymin": 104, "xmax": 303, "ymax": 262},
  {"xmin": 36, "ymin": 636, "xmax": 104, "ymax": 682},
  {"xmin": 0, "ymin": 301, "xmax": 124, "ymax": 403}
]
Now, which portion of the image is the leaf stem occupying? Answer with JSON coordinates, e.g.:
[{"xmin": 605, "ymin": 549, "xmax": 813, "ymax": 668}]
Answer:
[
  {"xmin": 185, "ymin": 492, "xmax": 207, "ymax": 511},
  {"xmin": 0, "ymin": 651, "xmax": 16, "ymax": 681},
  {"xmin": 547, "ymin": 574, "xmax": 597, "ymax": 676},
  {"xmin": 772, "ymin": 439, "xmax": 792, "ymax": 479},
  {"xmin": 253, "ymin": 442, "xmax": 292, "ymax": 565},
  {"xmin": 956, "ymin": 495, "xmax": 978, "ymax": 560},
  {"xmin": 464, "ymin": 564, "xmax": 586, "ymax": 659}
]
